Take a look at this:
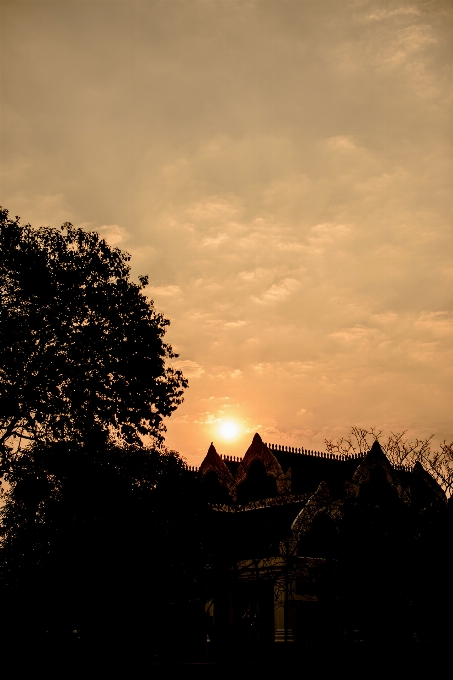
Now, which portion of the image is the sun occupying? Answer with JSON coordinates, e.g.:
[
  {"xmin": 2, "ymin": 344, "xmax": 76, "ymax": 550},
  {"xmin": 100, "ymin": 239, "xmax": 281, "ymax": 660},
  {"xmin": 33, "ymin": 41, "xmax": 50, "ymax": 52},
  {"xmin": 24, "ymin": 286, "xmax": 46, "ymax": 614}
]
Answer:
[{"xmin": 218, "ymin": 420, "xmax": 240, "ymax": 441}]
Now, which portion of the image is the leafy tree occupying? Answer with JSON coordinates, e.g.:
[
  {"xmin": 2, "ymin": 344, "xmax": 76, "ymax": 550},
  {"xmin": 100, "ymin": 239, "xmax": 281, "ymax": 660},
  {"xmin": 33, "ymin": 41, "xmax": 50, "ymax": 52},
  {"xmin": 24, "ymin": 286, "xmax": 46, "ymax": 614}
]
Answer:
[
  {"xmin": 0, "ymin": 207, "xmax": 187, "ymax": 450},
  {"xmin": 0, "ymin": 208, "xmax": 211, "ymax": 661}
]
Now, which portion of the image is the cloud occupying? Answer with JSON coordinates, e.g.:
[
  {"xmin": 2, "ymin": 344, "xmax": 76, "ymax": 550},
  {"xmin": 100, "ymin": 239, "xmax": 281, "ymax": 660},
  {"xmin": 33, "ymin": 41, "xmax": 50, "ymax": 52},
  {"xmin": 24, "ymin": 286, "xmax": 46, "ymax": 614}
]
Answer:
[
  {"xmin": 208, "ymin": 369, "xmax": 243, "ymax": 380},
  {"xmin": 324, "ymin": 136, "xmax": 357, "ymax": 152},
  {"xmin": 171, "ymin": 360, "xmax": 204, "ymax": 378},
  {"xmin": 415, "ymin": 311, "xmax": 453, "ymax": 335},
  {"xmin": 202, "ymin": 233, "xmax": 228, "ymax": 247},
  {"xmin": 366, "ymin": 8, "xmax": 423, "ymax": 22},
  {"xmin": 170, "ymin": 414, "xmax": 189, "ymax": 424},
  {"xmin": 254, "ymin": 278, "xmax": 300, "ymax": 304},
  {"xmin": 201, "ymin": 396, "xmax": 231, "ymax": 402},
  {"xmin": 146, "ymin": 285, "xmax": 182, "ymax": 297},
  {"xmin": 185, "ymin": 199, "xmax": 241, "ymax": 222},
  {"xmin": 194, "ymin": 412, "xmax": 220, "ymax": 425},
  {"xmin": 330, "ymin": 325, "xmax": 375, "ymax": 342},
  {"xmin": 308, "ymin": 222, "xmax": 352, "ymax": 246},
  {"xmin": 372, "ymin": 312, "xmax": 399, "ymax": 325},
  {"xmin": 381, "ymin": 25, "xmax": 437, "ymax": 66},
  {"xmin": 224, "ymin": 320, "xmax": 246, "ymax": 328},
  {"xmin": 406, "ymin": 341, "xmax": 439, "ymax": 363},
  {"xmin": 97, "ymin": 224, "xmax": 129, "ymax": 246},
  {"xmin": 244, "ymin": 425, "xmax": 263, "ymax": 434}
]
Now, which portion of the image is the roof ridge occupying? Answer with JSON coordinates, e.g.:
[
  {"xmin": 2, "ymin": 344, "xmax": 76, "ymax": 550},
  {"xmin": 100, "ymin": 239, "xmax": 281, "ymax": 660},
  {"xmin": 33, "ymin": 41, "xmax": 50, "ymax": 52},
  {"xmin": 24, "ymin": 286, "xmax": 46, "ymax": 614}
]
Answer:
[{"xmin": 265, "ymin": 442, "xmax": 363, "ymax": 461}]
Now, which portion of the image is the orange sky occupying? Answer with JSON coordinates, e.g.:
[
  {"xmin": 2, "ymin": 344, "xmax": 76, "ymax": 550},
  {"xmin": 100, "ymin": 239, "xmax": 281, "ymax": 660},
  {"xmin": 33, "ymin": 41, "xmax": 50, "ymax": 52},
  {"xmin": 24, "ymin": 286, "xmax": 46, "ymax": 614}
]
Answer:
[{"xmin": 1, "ymin": 1, "xmax": 452, "ymax": 463}]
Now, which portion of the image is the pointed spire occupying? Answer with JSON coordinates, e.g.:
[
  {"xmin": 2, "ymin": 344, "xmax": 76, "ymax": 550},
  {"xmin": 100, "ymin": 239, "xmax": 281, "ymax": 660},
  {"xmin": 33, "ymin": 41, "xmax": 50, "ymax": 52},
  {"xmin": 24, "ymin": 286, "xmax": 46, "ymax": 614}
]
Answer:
[
  {"xmin": 367, "ymin": 440, "xmax": 388, "ymax": 464},
  {"xmin": 235, "ymin": 432, "xmax": 286, "ymax": 492},
  {"xmin": 207, "ymin": 442, "xmax": 217, "ymax": 456},
  {"xmin": 199, "ymin": 441, "xmax": 223, "ymax": 471},
  {"xmin": 370, "ymin": 440, "xmax": 384, "ymax": 455}
]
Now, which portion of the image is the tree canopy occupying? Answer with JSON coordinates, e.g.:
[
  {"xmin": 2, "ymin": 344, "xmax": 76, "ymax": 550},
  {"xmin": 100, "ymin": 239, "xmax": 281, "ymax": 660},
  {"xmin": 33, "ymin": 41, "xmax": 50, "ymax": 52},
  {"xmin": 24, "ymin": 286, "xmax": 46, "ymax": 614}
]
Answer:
[
  {"xmin": 0, "ymin": 209, "xmax": 206, "ymax": 660},
  {"xmin": 0, "ymin": 208, "xmax": 187, "ymax": 449}
]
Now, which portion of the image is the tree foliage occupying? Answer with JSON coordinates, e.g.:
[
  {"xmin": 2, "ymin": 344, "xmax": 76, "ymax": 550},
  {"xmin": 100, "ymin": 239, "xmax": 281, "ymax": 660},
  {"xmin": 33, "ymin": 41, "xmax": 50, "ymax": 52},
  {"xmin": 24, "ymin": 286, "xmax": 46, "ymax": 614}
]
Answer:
[
  {"xmin": 0, "ymin": 208, "xmax": 187, "ymax": 449},
  {"xmin": 0, "ymin": 439, "xmax": 211, "ymax": 659},
  {"xmin": 0, "ymin": 208, "xmax": 211, "ymax": 659}
]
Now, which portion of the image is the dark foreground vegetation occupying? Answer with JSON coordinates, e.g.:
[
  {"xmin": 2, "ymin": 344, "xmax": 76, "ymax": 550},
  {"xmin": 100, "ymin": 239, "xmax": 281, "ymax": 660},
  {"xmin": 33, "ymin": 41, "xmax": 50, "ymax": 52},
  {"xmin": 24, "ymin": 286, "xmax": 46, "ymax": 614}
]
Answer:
[
  {"xmin": 0, "ymin": 439, "xmax": 211, "ymax": 662},
  {"xmin": 0, "ymin": 209, "xmax": 452, "ymax": 669},
  {"xmin": 0, "ymin": 208, "xmax": 207, "ymax": 663}
]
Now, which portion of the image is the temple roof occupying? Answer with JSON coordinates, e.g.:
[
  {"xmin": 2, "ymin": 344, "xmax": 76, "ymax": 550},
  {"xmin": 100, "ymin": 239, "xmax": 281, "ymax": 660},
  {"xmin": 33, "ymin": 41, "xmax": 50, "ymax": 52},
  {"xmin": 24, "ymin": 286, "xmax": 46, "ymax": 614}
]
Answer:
[{"xmin": 198, "ymin": 433, "xmax": 445, "ymax": 510}]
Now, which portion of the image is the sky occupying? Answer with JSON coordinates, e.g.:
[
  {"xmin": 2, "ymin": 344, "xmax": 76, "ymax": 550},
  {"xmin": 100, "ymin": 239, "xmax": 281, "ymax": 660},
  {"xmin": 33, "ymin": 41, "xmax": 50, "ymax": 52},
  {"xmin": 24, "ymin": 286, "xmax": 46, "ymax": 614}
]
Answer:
[{"xmin": 1, "ymin": 0, "xmax": 452, "ymax": 463}]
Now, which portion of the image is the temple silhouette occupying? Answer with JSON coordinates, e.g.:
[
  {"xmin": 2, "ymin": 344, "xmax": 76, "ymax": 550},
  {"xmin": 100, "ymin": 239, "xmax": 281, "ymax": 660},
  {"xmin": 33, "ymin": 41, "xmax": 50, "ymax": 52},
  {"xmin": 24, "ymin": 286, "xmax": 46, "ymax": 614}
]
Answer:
[{"xmin": 195, "ymin": 433, "xmax": 446, "ymax": 646}]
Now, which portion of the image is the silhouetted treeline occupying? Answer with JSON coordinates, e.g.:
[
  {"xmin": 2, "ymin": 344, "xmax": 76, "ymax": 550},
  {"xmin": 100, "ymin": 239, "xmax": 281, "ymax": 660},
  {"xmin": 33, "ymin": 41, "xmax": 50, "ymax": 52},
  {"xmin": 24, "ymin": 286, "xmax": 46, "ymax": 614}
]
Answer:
[
  {"xmin": 0, "ymin": 209, "xmax": 209, "ymax": 665},
  {"xmin": 0, "ymin": 440, "xmax": 216, "ymax": 663}
]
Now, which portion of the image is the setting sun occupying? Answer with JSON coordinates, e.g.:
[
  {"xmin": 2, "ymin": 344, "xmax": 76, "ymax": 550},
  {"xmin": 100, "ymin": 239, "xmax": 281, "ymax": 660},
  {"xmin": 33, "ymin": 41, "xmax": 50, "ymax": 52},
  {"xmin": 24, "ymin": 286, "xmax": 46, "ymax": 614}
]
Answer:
[{"xmin": 218, "ymin": 421, "xmax": 240, "ymax": 441}]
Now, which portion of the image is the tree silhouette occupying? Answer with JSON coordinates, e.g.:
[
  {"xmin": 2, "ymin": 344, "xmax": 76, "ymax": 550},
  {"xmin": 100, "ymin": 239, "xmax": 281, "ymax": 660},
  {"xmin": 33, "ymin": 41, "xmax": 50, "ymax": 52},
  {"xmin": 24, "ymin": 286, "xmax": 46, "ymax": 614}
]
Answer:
[
  {"xmin": 0, "ymin": 438, "xmax": 211, "ymax": 662},
  {"xmin": 0, "ymin": 209, "xmax": 208, "ymax": 663},
  {"xmin": 325, "ymin": 426, "xmax": 453, "ymax": 494},
  {"xmin": 0, "ymin": 208, "xmax": 187, "ymax": 451}
]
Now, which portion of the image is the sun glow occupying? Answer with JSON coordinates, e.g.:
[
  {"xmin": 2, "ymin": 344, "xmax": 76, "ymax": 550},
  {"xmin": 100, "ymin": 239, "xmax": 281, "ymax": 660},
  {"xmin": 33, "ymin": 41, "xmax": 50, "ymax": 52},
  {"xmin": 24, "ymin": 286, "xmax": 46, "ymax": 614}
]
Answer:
[{"xmin": 218, "ymin": 420, "xmax": 240, "ymax": 440}]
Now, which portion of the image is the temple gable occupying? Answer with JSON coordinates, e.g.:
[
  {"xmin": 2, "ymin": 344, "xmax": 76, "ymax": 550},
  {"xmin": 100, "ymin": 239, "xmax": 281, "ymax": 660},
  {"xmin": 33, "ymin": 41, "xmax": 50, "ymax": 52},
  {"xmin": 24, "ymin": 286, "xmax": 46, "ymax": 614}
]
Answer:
[{"xmin": 199, "ymin": 442, "xmax": 237, "ymax": 500}]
